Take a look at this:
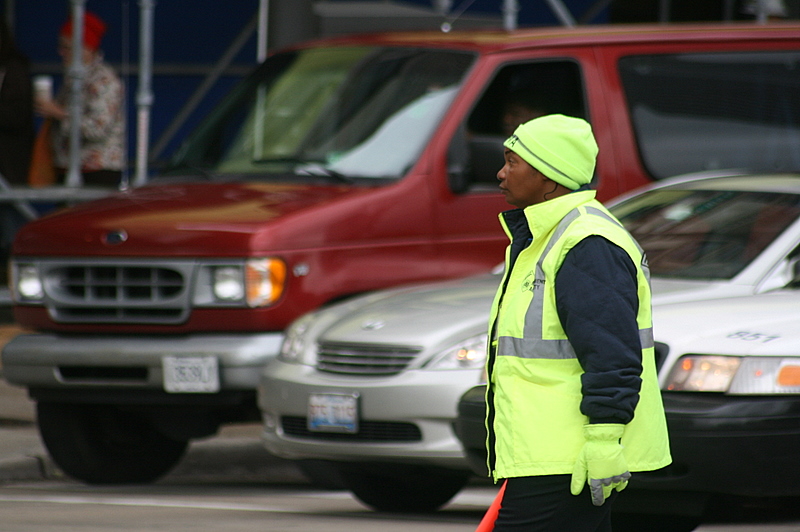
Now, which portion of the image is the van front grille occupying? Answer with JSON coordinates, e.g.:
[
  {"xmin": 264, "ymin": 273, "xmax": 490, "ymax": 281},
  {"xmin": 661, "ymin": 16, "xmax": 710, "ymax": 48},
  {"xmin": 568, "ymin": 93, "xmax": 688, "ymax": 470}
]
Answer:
[{"xmin": 41, "ymin": 261, "xmax": 194, "ymax": 324}]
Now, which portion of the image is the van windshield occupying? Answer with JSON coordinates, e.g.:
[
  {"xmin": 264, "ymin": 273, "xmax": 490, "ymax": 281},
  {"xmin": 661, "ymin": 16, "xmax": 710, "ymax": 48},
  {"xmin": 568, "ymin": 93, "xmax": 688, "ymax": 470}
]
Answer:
[
  {"xmin": 167, "ymin": 46, "xmax": 475, "ymax": 182},
  {"xmin": 619, "ymin": 51, "xmax": 800, "ymax": 180}
]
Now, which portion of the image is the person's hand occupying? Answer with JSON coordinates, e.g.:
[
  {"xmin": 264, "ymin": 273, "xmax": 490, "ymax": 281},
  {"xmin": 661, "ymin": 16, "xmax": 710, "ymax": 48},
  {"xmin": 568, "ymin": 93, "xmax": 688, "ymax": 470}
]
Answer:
[
  {"xmin": 35, "ymin": 97, "xmax": 67, "ymax": 121},
  {"xmin": 570, "ymin": 423, "xmax": 630, "ymax": 506}
]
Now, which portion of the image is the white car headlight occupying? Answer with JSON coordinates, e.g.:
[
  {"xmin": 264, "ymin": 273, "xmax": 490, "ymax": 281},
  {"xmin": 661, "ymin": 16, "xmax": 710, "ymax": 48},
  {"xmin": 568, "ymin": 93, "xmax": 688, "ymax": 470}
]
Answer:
[
  {"xmin": 664, "ymin": 355, "xmax": 741, "ymax": 392},
  {"xmin": 278, "ymin": 312, "xmax": 318, "ymax": 364},
  {"xmin": 729, "ymin": 357, "xmax": 800, "ymax": 394},
  {"xmin": 425, "ymin": 333, "xmax": 488, "ymax": 371},
  {"xmin": 666, "ymin": 355, "xmax": 800, "ymax": 394}
]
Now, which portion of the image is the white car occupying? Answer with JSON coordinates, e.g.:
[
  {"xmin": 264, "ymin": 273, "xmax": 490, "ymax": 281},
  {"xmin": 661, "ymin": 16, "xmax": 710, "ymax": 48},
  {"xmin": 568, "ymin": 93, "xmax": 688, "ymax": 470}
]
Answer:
[
  {"xmin": 456, "ymin": 287, "xmax": 800, "ymax": 527},
  {"xmin": 257, "ymin": 172, "xmax": 800, "ymax": 512}
]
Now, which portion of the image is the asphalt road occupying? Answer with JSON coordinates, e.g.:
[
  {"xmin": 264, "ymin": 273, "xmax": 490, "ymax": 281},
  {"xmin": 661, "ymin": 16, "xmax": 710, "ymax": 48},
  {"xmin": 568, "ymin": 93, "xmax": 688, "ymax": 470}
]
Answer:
[{"xmin": 3, "ymin": 322, "xmax": 800, "ymax": 531}]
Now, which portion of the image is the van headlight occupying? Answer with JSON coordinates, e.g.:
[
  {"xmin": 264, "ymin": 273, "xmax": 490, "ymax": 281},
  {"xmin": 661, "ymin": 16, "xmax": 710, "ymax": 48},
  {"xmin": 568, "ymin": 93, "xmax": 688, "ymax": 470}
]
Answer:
[
  {"xmin": 198, "ymin": 258, "xmax": 286, "ymax": 307},
  {"xmin": 425, "ymin": 333, "xmax": 488, "ymax": 370},
  {"xmin": 13, "ymin": 263, "xmax": 44, "ymax": 302}
]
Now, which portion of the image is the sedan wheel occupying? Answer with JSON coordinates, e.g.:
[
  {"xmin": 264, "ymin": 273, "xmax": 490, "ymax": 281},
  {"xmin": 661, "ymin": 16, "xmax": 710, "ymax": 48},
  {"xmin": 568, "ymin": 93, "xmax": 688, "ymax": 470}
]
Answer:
[{"xmin": 339, "ymin": 463, "xmax": 471, "ymax": 513}]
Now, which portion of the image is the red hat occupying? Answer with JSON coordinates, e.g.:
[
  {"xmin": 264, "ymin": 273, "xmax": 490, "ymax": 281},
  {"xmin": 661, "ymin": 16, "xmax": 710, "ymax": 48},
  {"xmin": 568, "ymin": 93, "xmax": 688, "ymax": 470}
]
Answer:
[{"xmin": 60, "ymin": 11, "xmax": 107, "ymax": 50}]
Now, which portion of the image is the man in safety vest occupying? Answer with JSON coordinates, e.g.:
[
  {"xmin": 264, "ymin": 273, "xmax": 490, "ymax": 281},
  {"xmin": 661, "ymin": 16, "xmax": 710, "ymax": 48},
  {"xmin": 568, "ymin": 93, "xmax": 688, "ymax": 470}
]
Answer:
[{"xmin": 483, "ymin": 114, "xmax": 671, "ymax": 531}]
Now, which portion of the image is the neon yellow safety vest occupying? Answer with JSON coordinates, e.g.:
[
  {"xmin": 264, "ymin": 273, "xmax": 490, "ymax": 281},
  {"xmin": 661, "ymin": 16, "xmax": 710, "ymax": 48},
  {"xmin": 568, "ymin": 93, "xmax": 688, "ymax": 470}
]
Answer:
[{"xmin": 486, "ymin": 190, "xmax": 671, "ymax": 482}]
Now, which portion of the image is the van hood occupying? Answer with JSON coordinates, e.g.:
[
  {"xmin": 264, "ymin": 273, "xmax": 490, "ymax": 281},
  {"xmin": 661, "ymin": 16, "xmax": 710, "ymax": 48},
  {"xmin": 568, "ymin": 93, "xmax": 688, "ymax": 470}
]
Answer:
[{"xmin": 13, "ymin": 181, "xmax": 358, "ymax": 256}]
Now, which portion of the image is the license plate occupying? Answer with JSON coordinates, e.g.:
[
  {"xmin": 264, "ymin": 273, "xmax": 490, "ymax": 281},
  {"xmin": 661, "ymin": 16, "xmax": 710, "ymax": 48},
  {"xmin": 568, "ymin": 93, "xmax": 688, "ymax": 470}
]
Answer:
[
  {"xmin": 308, "ymin": 393, "xmax": 359, "ymax": 433},
  {"xmin": 162, "ymin": 356, "xmax": 220, "ymax": 393}
]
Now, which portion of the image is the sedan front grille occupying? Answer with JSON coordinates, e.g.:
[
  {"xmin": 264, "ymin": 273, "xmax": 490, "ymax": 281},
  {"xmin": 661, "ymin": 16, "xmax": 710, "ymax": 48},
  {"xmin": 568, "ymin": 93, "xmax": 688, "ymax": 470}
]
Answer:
[
  {"xmin": 281, "ymin": 416, "xmax": 422, "ymax": 442},
  {"xmin": 316, "ymin": 342, "xmax": 422, "ymax": 376}
]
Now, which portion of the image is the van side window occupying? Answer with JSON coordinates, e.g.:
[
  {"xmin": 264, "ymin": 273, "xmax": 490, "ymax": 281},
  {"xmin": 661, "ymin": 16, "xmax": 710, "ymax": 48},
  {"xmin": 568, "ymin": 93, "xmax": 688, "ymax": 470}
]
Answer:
[
  {"xmin": 449, "ymin": 61, "xmax": 586, "ymax": 192},
  {"xmin": 619, "ymin": 52, "xmax": 800, "ymax": 180}
]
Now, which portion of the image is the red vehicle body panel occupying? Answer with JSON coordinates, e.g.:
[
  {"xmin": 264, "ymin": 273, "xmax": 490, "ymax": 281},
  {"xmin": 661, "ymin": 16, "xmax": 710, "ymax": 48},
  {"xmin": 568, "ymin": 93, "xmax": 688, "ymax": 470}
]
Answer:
[{"xmin": 12, "ymin": 23, "xmax": 800, "ymax": 334}]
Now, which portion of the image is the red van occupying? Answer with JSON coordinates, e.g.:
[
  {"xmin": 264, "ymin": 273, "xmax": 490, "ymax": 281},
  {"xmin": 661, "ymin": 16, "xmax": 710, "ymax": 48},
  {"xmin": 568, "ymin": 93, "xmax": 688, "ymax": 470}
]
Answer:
[{"xmin": 4, "ymin": 22, "xmax": 800, "ymax": 484}]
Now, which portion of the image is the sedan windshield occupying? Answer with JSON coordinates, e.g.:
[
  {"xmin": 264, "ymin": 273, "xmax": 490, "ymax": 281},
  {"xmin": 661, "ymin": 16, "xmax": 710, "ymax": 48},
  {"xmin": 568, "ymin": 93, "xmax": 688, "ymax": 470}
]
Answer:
[
  {"xmin": 612, "ymin": 187, "xmax": 800, "ymax": 279},
  {"xmin": 167, "ymin": 46, "xmax": 475, "ymax": 181}
]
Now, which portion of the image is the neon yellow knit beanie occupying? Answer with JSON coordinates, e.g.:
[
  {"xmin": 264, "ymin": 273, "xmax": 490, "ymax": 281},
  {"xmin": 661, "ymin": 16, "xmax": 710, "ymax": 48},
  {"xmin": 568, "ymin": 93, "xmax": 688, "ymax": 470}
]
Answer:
[{"xmin": 503, "ymin": 114, "xmax": 598, "ymax": 190}]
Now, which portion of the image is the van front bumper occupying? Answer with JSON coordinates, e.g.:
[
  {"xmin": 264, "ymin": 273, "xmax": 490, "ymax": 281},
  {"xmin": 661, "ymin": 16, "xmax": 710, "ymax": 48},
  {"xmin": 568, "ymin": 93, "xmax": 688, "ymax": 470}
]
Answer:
[{"xmin": 1, "ymin": 332, "xmax": 284, "ymax": 394}]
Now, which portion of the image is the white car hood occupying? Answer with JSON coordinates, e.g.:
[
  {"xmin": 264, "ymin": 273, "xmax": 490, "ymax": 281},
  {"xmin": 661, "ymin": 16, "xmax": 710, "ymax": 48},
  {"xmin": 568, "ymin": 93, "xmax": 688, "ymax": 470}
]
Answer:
[
  {"xmin": 653, "ymin": 289, "xmax": 800, "ymax": 359},
  {"xmin": 650, "ymin": 277, "xmax": 754, "ymax": 305}
]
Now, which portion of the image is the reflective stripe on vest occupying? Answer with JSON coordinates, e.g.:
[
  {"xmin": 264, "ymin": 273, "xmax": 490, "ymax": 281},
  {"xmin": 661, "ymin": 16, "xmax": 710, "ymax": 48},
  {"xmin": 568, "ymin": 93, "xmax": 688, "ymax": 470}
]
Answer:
[{"xmin": 497, "ymin": 205, "xmax": 653, "ymax": 361}]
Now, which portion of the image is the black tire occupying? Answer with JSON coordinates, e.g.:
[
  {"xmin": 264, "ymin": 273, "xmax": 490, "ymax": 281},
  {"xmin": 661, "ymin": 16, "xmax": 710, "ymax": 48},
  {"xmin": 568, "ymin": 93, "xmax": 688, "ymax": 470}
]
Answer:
[
  {"xmin": 37, "ymin": 402, "xmax": 189, "ymax": 484},
  {"xmin": 339, "ymin": 463, "xmax": 471, "ymax": 513},
  {"xmin": 296, "ymin": 459, "xmax": 348, "ymax": 489}
]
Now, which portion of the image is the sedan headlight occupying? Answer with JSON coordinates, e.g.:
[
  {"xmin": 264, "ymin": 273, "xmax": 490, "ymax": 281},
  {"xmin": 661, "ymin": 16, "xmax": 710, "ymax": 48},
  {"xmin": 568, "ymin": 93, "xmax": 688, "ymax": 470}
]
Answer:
[
  {"xmin": 425, "ymin": 333, "xmax": 488, "ymax": 371},
  {"xmin": 278, "ymin": 312, "xmax": 318, "ymax": 364},
  {"xmin": 12, "ymin": 263, "xmax": 44, "ymax": 302}
]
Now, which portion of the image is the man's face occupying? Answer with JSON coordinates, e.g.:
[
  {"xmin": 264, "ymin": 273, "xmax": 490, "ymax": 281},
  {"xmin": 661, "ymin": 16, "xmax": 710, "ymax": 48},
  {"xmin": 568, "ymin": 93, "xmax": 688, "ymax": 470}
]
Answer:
[{"xmin": 497, "ymin": 149, "xmax": 550, "ymax": 208}]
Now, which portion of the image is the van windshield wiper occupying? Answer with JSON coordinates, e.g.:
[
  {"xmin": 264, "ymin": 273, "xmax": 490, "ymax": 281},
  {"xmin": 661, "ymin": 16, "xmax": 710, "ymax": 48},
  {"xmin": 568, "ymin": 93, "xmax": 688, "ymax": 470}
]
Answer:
[
  {"xmin": 294, "ymin": 163, "xmax": 355, "ymax": 184},
  {"xmin": 252, "ymin": 157, "xmax": 354, "ymax": 184}
]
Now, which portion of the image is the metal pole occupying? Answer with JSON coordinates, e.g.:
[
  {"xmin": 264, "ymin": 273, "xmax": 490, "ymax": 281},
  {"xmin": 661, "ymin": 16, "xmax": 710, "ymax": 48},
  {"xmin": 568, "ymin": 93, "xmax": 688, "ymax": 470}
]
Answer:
[
  {"xmin": 543, "ymin": 0, "xmax": 576, "ymax": 27},
  {"xmin": 658, "ymin": 0, "xmax": 671, "ymax": 23},
  {"xmin": 133, "ymin": 0, "xmax": 156, "ymax": 187},
  {"xmin": 756, "ymin": 0, "xmax": 769, "ymax": 23},
  {"xmin": 150, "ymin": 13, "xmax": 257, "ymax": 162},
  {"xmin": 66, "ymin": 0, "xmax": 87, "ymax": 187},
  {"xmin": 503, "ymin": 0, "xmax": 518, "ymax": 30},
  {"xmin": 257, "ymin": 0, "xmax": 268, "ymax": 63}
]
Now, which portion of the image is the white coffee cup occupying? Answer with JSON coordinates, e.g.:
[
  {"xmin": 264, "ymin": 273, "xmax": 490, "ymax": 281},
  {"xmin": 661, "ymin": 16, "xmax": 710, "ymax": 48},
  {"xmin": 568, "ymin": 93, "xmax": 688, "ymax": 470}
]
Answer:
[{"xmin": 33, "ymin": 75, "xmax": 53, "ymax": 102}]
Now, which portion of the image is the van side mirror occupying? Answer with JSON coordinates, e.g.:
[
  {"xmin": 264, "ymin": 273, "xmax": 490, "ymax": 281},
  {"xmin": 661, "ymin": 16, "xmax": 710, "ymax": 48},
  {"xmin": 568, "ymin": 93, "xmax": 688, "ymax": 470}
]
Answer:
[
  {"xmin": 447, "ymin": 125, "xmax": 470, "ymax": 194},
  {"xmin": 447, "ymin": 126, "xmax": 506, "ymax": 194}
]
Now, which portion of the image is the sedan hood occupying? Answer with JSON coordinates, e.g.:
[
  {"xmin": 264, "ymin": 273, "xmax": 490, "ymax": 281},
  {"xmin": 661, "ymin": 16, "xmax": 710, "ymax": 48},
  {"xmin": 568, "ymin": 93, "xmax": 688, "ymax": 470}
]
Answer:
[
  {"xmin": 316, "ymin": 273, "xmax": 501, "ymax": 348},
  {"xmin": 13, "ymin": 181, "xmax": 357, "ymax": 256},
  {"xmin": 306, "ymin": 272, "xmax": 770, "ymax": 355}
]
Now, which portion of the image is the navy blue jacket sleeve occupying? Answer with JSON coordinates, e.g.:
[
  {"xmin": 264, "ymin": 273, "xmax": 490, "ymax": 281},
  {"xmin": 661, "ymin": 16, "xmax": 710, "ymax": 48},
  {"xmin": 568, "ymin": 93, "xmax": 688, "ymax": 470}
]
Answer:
[{"xmin": 555, "ymin": 236, "xmax": 643, "ymax": 425}]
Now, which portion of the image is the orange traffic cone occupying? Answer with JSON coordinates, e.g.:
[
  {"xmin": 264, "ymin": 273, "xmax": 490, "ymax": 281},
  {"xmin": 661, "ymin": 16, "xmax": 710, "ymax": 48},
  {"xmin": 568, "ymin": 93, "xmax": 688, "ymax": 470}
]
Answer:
[{"xmin": 475, "ymin": 480, "xmax": 507, "ymax": 532}]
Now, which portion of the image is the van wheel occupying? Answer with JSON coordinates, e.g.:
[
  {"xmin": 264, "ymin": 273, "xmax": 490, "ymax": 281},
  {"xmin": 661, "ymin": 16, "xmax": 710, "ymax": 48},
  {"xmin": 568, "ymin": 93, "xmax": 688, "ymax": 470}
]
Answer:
[
  {"xmin": 339, "ymin": 463, "xmax": 470, "ymax": 513},
  {"xmin": 37, "ymin": 402, "xmax": 188, "ymax": 484}
]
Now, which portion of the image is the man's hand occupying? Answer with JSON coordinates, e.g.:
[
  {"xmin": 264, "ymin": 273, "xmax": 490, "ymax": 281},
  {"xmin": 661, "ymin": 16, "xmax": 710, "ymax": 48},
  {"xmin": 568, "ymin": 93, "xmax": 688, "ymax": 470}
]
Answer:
[{"xmin": 570, "ymin": 423, "xmax": 630, "ymax": 506}]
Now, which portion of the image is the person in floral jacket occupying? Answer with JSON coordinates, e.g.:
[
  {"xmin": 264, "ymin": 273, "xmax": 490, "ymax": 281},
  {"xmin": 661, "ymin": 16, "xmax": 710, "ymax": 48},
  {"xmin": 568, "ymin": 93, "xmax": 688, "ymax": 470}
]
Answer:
[{"xmin": 35, "ymin": 11, "xmax": 124, "ymax": 187}]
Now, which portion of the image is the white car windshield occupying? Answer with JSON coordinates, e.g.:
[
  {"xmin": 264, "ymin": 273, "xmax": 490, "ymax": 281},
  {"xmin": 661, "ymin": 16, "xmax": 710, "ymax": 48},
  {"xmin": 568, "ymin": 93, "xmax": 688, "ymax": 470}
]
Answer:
[{"xmin": 612, "ymin": 187, "xmax": 800, "ymax": 280}]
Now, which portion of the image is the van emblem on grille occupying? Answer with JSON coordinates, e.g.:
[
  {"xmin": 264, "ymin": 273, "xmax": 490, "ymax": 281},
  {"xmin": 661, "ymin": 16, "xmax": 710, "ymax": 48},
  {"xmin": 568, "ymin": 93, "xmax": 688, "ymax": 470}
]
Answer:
[
  {"xmin": 360, "ymin": 319, "xmax": 386, "ymax": 330},
  {"xmin": 103, "ymin": 230, "xmax": 128, "ymax": 245}
]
